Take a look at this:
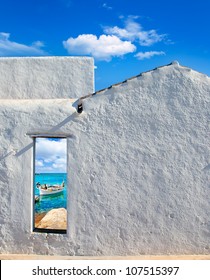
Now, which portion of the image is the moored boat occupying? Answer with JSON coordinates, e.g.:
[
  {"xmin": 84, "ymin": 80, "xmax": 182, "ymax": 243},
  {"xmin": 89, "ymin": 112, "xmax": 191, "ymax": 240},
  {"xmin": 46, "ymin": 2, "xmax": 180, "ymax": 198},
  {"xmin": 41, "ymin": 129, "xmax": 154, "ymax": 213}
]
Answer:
[{"xmin": 36, "ymin": 182, "xmax": 65, "ymax": 196}]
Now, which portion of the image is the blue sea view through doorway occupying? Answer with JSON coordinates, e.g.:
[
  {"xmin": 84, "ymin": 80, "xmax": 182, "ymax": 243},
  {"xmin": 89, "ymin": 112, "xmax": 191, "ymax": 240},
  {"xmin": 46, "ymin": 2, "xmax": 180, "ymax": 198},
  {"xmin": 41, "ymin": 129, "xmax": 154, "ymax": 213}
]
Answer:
[{"xmin": 34, "ymin": 138, "xmax": 67, "ymax": 232}]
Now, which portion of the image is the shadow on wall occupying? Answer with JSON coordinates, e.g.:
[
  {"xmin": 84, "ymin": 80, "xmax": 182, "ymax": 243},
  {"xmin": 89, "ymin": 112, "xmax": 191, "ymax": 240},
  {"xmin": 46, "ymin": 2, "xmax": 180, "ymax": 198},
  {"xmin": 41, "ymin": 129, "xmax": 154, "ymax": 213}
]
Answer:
[
  {"xmin": 0, "ymin": 151, "xmax": 16, "ymax": 161},
  {"xmin": 202, "ymin": 164, "xmax": 210, "ymax": 172},
  {"xmin": 0, "ymin": 112, "xmax": 78, "ymax": 160}
]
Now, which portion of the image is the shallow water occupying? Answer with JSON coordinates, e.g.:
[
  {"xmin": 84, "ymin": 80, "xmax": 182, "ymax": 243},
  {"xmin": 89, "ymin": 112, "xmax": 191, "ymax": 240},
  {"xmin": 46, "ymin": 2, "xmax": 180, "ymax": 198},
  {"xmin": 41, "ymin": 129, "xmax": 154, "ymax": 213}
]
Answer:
[{"xmin": 34, "ymin": 173, "xmax": 67, "ymax": 214}]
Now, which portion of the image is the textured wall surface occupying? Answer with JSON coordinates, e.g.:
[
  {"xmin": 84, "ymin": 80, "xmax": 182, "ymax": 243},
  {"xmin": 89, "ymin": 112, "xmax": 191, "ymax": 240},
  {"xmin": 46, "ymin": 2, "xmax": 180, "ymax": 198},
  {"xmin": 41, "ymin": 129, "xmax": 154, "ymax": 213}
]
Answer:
[
  {"xmin": 0, "ymin": 60, "xmax": 210, "ymax": 256},
  {"xmin": 0, "ymin": 56, "xmax": 94, "ymax": 99}
]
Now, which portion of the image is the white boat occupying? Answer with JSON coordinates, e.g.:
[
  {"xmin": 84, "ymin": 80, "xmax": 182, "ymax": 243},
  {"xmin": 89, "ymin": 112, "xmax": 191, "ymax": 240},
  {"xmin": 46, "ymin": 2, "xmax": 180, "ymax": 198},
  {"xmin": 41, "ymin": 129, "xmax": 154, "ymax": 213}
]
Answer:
[{"xmin": 36, "ymin": 182, "xmax": 65, "ymax": 196}]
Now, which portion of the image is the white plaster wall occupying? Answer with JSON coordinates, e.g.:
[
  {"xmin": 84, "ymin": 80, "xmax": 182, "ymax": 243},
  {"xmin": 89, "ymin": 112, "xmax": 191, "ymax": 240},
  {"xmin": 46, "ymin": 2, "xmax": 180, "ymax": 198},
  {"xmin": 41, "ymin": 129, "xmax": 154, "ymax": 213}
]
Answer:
[
  {"xmin": 68, "ymin": 62, "xmax": 210, "ymax": 256},
  {"xmin": 0, "ymin": 61, "xmax": 210, "ymax": 256},
  {"xmin": 0, "ymin": 57, "xmax": 94, "ymax": 99},
  {"xmin": 0, "ymin": 99, "xmax": 81, "ymax": 255}
]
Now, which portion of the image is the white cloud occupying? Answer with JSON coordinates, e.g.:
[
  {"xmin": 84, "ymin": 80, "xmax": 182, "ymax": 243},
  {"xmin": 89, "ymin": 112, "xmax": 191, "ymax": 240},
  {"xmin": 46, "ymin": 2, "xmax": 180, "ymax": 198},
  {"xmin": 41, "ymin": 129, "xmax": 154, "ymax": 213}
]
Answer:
[
  {"xmin": 32, "ymin": 41, "xmax": 45, "ymax": 48},
  {"xmin": 35, "ymin": 160, "xmax": 44, "ymax": 167},
  {"xmin": 104, "ymin": 17, "xmax": 166, "ymax": 46},
  {"xmin": 35, "ymin": 138, "xmax": 67, "ymax": 173},
  {"xmin": 63, "ymin": 34, "xmax": 136, "ymax": 61},
  {"xmin": 102, "ymin": 3, "xmax": 112, "ymax": 10},
  {"xmin": 0, "ymin": 32, "xmax": 46, "ymax": 56},
  {"xmin": 135, "ymin": 51, "xmax": 165, "ymax": 60},
  {"xmin": 52, "ymin": 157, "xmax": 66, "ymax": 171},
  {"xmin": 63, "ymin": 16, "xmax": 167, "ymax": 61}
]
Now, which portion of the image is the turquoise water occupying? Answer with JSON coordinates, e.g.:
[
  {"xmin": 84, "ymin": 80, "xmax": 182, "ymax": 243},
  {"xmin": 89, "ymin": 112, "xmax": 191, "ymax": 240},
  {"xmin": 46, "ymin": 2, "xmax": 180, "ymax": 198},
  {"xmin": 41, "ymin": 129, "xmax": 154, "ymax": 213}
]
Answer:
[{"xmin": 34, "ymin": 173, "xmax": 67, "ymax": 214}]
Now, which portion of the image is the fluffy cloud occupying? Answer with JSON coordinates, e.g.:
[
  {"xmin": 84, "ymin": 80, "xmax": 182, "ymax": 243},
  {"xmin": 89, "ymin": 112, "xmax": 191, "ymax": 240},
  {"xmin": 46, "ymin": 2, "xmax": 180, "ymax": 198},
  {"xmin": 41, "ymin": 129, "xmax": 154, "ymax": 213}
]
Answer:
[
  {"xmin": 63, "ymin": 16, "xmax": 167, "ymax": 61},
  {"xmin": 63, "ymin": 34, "xmax": 136, "ymax": 61},
  {"xmin": 104, "ymin": 17, "xmax": 166, "ymax": 46},
  {"xmin": 0, "ymin": 32, "xmax": 46, "ymax": 56},
  {"xmin": 135, "ymin": 51, "xmax": 165, "ymax": 60},
  {"xmin": 35, "ymin": 138, "xmax": 67, "ymax": 173}
]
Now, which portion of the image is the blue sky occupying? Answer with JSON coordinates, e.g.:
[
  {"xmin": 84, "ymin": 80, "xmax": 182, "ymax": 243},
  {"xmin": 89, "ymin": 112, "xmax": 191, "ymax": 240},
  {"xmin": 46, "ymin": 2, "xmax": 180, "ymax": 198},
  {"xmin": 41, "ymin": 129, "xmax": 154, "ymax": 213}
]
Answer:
[{"xmin": 0, "ymin": 0, "xmax": 210, "ymax": 90}]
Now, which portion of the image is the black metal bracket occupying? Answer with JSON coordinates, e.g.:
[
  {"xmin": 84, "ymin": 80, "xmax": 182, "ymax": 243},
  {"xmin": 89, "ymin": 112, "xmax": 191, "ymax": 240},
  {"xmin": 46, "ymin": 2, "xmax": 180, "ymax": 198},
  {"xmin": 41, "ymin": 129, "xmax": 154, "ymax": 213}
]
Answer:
[{"xmin": 77, "ymin": 101, "xmax": 83, "ymax": 113}]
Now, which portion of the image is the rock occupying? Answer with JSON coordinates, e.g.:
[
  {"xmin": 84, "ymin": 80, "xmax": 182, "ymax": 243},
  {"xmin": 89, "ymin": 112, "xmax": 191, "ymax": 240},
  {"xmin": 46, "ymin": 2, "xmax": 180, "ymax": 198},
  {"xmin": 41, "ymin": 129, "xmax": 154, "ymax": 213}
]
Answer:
[{"xmin": 37, "ymin": 208, "xmax": 67, "ymax": 230}]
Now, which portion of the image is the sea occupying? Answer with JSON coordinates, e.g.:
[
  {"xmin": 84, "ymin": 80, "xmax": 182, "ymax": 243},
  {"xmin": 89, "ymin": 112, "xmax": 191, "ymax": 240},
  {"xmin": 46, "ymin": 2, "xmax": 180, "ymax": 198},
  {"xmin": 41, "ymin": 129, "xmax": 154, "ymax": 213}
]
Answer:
[{"xmin": 34, "ymin": 173, "xmax": 67, "ymax": 214}]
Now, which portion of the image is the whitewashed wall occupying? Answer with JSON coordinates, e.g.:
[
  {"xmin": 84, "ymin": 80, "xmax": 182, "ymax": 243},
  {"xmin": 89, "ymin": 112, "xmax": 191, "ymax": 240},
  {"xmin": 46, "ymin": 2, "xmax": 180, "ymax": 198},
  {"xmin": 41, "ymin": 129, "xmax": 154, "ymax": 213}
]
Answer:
[
  {"xmin": 0, "ymin": 57, "xmax": 94, "ymax": 99},
  {"xmin": 0, "ymin": 59, "xmax": 210, "ymax": 256}
]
